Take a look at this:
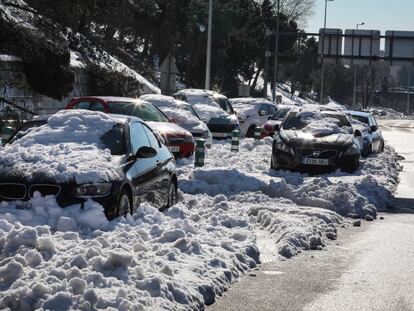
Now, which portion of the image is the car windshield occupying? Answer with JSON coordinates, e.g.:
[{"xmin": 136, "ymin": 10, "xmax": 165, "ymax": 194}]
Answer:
[
  {"xmin": 272, "ymin": 107, "xmax": 291, "ymax": 120},
  {"xmin": 283, "ymin": 111, "xmax": 351, "ymax": 130},
  {"xmin": 9, "ymin": 120, "xmax": 127, "ymax": 155},
  {"xmin": 351, "ymin": 115, "xmax": 369, "ymax": 125},
  {"xmin": 108, "ymin": 102, "xmax": 169, "ymax": 122},
  {"xmin": 215, "ymin": 97, "xmax": 235, "ymax": 114},
  {"xmin": 181, "ymin": 104, "xmax": 202, "ymax": 120}
]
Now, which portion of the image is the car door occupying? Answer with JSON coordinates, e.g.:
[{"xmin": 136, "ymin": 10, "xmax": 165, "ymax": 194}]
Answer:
[
  {"xmin": 142, "ymin": 124, "xmax": 172, "ymax": 206},
  {"xmin": 129, "ymin": 121, "xmax": 159, "ymax": 205}
]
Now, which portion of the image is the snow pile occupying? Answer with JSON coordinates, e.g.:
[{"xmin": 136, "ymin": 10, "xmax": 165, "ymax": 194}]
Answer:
[
  {"xmin": 0, "ymin": 110, "xmax": 123, "ymax": 183},
  {"xmin": 231, "ymin": 102, "xmax": 258, "ymax": 121},
  {"xmin": 297, "ymin": 108, "xmax": 351, "ymax": 136},
  {"xmin": 193, "ymin": 104, "xmax": 229, "ymax": 122},
  {"xmin": 0, "ymin": 195, "xmax": 258, "ymax": 310}
]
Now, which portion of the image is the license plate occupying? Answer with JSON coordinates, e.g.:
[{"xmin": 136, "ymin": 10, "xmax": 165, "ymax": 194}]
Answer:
[
  {"xmin": 212, "ymin": 132, "xmax": 228, "ymax": 138},
  {"xmin": 168, "ymin": 146, "xmax": 180, "ymax": 153},
  {"xmin": 302, "ymin": 158, "xmax": 329, "ymax": 166}
]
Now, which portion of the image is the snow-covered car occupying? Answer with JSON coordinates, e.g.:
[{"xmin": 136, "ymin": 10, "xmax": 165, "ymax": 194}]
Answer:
[
  {"xmin": 262, "ymin": 105, "xmax": 293, "ymax": 137},
  {"xmin": 271, "ymin": 107, "xmax": 362, "ymax": 173},
  {"xmin": 66, "ymin": 97, "xmax": 195, "ymax": 158},
  {"xmin": 173, "ymin": 89, "xmax": 240, "ymax": 139},
  {"xmin": 1, "ymin": 110, "xmax": 178, "ymax": 219},
  {"xmin": 140, "ymin": 94, "xmax": 212, "ymax": 147},
  {"xmin": 229, "ymin": 98, "xmax": 278, "ymax": 137},
  {"xmin": 347, "ymin": 110, "xmax": 385, "ymax": 157}
]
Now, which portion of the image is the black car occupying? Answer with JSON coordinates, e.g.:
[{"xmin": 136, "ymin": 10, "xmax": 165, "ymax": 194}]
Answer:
[
  {"xmin": 1, "ymin": 112, "xmax": 178, "ymax": 219},
  {"xmin": 271, "ymin": 108, "xmax": 361, "ymax": 173}
]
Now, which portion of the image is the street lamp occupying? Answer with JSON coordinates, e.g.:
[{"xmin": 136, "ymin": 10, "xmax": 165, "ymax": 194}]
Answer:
[
  {"xmin": 205, "ymin": 0, "xmax": 213, "ymax": 90},
  {"xmin": 353, "ymin": 22, "xmax": 365, "ymax": 107},
  {"xmin": 272, "ymin": 0, "xmax": 281, "ymax": 102},
  {"xmin": 320, "ymin": 0, "xmax": 334, "ymax": 105}
]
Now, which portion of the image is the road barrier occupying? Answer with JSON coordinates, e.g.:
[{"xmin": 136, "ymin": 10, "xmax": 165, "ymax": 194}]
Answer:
[
  {"xmin": 254, "ymin": 126, "xmax": 262, "ymax": 141},
  {"xmin": 194, "ymin": 139, "xmax": 205, "ymax": 167},
  {"xmin": 231, "ymin": 130, "xmax": 240, "ymax": 152}
]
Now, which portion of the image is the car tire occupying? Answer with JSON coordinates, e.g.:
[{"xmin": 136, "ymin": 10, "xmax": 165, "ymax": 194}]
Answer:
[
  {"xmin": 114, "ymin": 189, "xmax": 132, "ymax": 219},
  {"xmin": 166, "ymin": 181, "xmax": 177, "ymax": 208},
  {"xmin": 270, "ymin": 155, "xmax": 278, "ymax": 170},
  {"xmin": 246, "ymin": 125, "xmax": 256, "ymax": 138},
  {"xmin": 362, "ymin": 144, "xmax": 372, "ymax": 157},
  {"xmin": 379, "ymin": 141, "xmax": 385, "ymax": 152}
]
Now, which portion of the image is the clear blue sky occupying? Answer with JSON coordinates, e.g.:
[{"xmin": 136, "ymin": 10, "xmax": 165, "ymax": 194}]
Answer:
[{"xmin": 305, "ymin": 0, "xmax": 414, "ymax": 34}]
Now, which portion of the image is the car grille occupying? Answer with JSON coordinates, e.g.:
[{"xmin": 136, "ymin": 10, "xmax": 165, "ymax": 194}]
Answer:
[
  {"xmin": 0, "ymin": 183, "xmax": 26, "ymax": 200},
  {"xmin": 296, "ymin": 148, "xmax": 338, "ymax": 159},
  {"xmin": 207, "ymin": 123, "xmax": 237, "ymax": 133},
  {"xmin": 0, "ymin": 183, "xmax": 62, "ymax": 200},
  {"xmin": 29, "ymin": 185, "xmax": 61, "ymax": 198}
]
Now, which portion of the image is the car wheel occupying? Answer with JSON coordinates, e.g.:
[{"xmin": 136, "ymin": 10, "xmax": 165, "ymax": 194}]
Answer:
[
  {"xmin": 362, "ymin": 144, "xmax": 372, "ymax": 157},
  {"xmin": 166, "ymin": 181, "xmax": 177, "ymax": 208},
  {"xmin": 246, "ymin": 126, "xmax": 256, "ymax": 138},
  {"xmin": 114, "ymin": 189, "xmax": 132, "ymax": 218},
  {"xmin": 270, "ymin": 155, "xmax": 278, "ymax": 170},
  {"xmin": 380, "ymin": 141, "xmax": 385, "ymax": 152}
]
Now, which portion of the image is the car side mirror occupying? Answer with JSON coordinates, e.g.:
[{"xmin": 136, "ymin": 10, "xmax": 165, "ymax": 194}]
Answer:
[
  {"xmin": 202, "ymin": 117, "xmax": 208, "ymax": 123},
  {"xmin": 259, "ymin": 110, "xmax": 267, "ymax": 116},
  {"xmin": 354, "ymin": 130, "xmax": 362, "ymax": 137},
  {"xmin": 268, "ymin": 116, "xmax": 272, "ymax": 120},
  {"xmin": 273, "ymin": 124, "xmax": 280, "ymax": 132},
  {"xmin": 370, "ymin": 125, "xmax": 378, "ymax": 132},
  {"xmin": 136, "ymin": 146, "xmax": 157, "ymax": 158}
]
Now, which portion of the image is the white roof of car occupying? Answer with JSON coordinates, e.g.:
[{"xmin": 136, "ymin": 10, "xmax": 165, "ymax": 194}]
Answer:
[
  {"xmin": 229, "ymin": 98, "xmax": 276, "ymax": 105},
  {"xmin": 346, "ymin": 110, "xmax": 372, "ymax": 118}
]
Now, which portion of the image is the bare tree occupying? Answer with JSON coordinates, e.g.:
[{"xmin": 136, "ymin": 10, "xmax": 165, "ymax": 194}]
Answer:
[
  {"xmin": 359, "ymin": 64, "xmax": 389, "ymax": 109},
  {"xmin": 279, "ymin": 0, "xmax": 315, "ymax": 25}
]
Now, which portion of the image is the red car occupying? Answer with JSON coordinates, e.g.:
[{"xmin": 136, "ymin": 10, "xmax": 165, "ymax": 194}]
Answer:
[{"xmin": 66, "ymin": 97, "xmax": 194, "ymax": 158}]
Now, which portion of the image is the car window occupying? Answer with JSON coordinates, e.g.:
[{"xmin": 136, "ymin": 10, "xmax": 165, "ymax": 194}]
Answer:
[
  {"xmin": 99, "ymin": 124, "xmax": 127, "ymax": 155},
  {"xmin": 216, "ymin": 97, "xmax": 234, "ymax": 114},
  {"xmin": 130, "ymin": 122, "xmax": 151, "ymax": 154},
  {"xmin": 272, "ymin": 108, "xmax": 290, "ymax": 120},
  {"xmin": 352, "ymin": 115, "xmax": 369, "ymax": 125},
  {"xmin": 90, "ymin": 102, "xmax": 106, "ymax": 112},
  {"xmin": 7, "ymin": 120, "xmax": 47, "ymax": 144},
  {"xmin": 73, "ymin": 101, "xmax": 91, "ymax": 109},
  {"xmin": 142, "ymin": 124, "xmax": 161, "ymax": 150},
  {"xmin": 268, "ymin": 105, "xmax": 277, "ymax": 115},
  {"xmin": 370, "ymin": 116, "xmax": 378, "ymax": 127},
  {"xmin": 108, "ymin": 102, "xmax": 169, "ymax": 122},
  {"xmin": 259, "ymin": 104, "xmax": 270, "ymax": 115}
]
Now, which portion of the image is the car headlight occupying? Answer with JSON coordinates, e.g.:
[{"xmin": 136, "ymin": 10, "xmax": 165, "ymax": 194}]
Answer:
[
  {"xmin": 343, "ymin": 143, "xmax": 360, "ymax": 156},
  {"xmin": 202, "ymin": 130, "xmax": 210, "ymax": 139},
  {"xmin": 184, "ymin": 132, "xmax": 194, "ymax": 144},
  {"xmin": 274, "ymin": 136, "xmax": 294, "ymax": 154},
  {"xmin": 73, "ymin": 183, "xmax": 112, "ymax": 197}
]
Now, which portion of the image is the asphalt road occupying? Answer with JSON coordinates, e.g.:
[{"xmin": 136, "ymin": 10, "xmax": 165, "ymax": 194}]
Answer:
[{"xmin": 209, "ymin": 119, "xmax": 414, "ymax": 311}]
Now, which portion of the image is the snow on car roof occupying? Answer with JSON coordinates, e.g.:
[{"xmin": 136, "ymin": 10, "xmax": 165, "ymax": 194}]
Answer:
[
  {"xmin": 0, "ymin": 110, "xmax": 126, "ymax": 184},
  {"xmin": 229, "ymin": 98, "xmax": 275, "ymax": 105},
  {"xmin": 73, "ymin": 96, "xmax": 140, "ymax": 103},
  {"xmin": 175, "ymin": 89, "xmax": 215, "ymax": 96},
  {"xmin": 346, "ymin": 110, "xmax": 372, "ymax": 118}
]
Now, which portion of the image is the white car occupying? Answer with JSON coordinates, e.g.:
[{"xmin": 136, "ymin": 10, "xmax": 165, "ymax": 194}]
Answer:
[
  {"xmin": 229, "ymin": 98, "xmax": 278, "ymax": 137},
  {"xmin": 173, "ymin": 89, "xmax": 240, "ymax": 140},
  {"xmin": 347, "ymin": 111, "xmax": 385, "ymax": 157},
  {"xmin": 140, "ymin": 94, "xmax": 213, "ymax": 147}
]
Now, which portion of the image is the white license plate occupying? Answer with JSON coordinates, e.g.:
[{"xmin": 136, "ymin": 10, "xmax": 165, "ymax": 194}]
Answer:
[
  {"xmin": 168, "ymin": 146, "xmax": 180, "ymax": 153},
  {"xmin": 212, "ymin": 132, "xmax": 228, "ymax": 138},
  {"xmin": 302, "ymin": 158, "xmax": 329, "ymax": 166}
]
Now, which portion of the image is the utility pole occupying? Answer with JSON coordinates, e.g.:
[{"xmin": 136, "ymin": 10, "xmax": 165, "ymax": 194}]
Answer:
[
  {"xmin": 320, "ymin": 0, "xmax": 333, "ymax": 105},
  {"xmin": 353, "ymin": 22, "xmax": 365, "ymax": 107},
  {"xmin": 272, "ymin": 0, "xmax": 280, "ymax": 102},
  {"xmin": 408, "ymin": 67, "xmax": 412, "ymax": 115},
  {"xmin": 263, "ymin": 29, "xmax": 272, "ymax": 98},
  {"xmin": 205, "ymin": 0, "xmax": 213, "ymax": 90}
]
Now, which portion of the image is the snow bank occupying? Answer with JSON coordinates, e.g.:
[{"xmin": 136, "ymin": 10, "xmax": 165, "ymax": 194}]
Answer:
[
  {"xmin": 0, "ymin": 110, "xmax": 123, "ymax": 183},
  {"xmin": 0, "ymin": 196, "xmax": 258, "ymax": 310}
]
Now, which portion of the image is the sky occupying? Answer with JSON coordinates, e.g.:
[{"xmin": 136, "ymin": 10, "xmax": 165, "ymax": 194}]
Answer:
[{"xmin": 305, "ymin": 0, "xmax": 414, "ymax": 34}]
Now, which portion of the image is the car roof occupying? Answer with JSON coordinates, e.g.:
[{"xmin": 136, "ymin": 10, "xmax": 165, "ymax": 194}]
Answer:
[
  {"xmin": 346, "ymin": 110, "xmax": 372, "ymax": 118},
  {"xmin": 72, "ymin": 96, "xmax": 141, "ymax": 103},
  {"xmin": 229, "ymin": 98, "xmax": 276, "ymax": 105}
]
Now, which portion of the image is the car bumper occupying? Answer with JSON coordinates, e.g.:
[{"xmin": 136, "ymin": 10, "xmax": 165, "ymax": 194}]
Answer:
[{"xmin": 272, "ymin": 149, "xmax": 360, "ymax": 172}]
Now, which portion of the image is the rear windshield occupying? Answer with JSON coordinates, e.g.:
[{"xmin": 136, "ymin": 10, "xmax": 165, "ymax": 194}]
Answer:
[
  {"xmin": 283, "ymin": 112, "xmax": 351, "ymax": 130},
  {"xmin": 108, "ymin": 102, "xmax": 169, "ymax": 122}
]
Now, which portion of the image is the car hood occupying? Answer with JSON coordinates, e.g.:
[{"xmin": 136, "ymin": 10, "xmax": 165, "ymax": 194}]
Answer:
[
  {"xmin": 281, "ymin": 129, "xmax": 355, "ymax": 148},
  {"xmin": 147, "ymin": 121, "xmax": 191, "ymax": 137}
]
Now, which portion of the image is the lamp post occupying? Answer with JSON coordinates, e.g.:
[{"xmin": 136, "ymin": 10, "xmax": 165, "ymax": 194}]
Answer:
[
  {"xmin": 320, "ymin": 0, "xmax": 334, "ymax": 105},
  {"xmin": 205, "ymin": 0, "xmax": 213, "ymax": 90},
  {"xmin": 353, "ymin": 22, "xmax": 365, "ymax": 107},
  {"xmin": 271, "ymin": 0, "xmax": 281, "ymax": 103}
]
